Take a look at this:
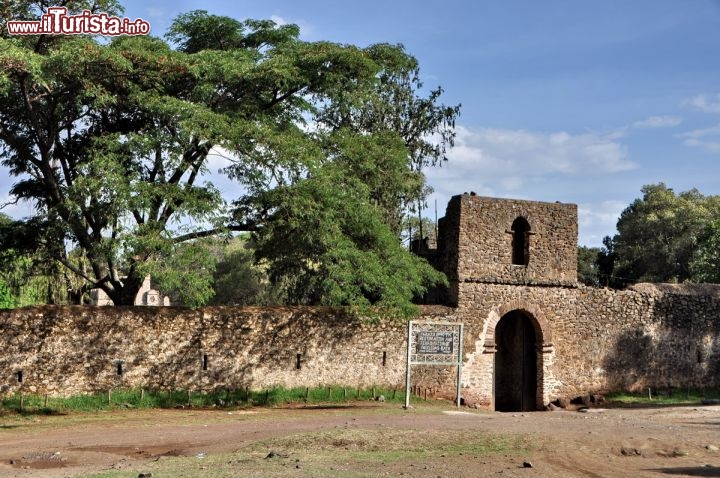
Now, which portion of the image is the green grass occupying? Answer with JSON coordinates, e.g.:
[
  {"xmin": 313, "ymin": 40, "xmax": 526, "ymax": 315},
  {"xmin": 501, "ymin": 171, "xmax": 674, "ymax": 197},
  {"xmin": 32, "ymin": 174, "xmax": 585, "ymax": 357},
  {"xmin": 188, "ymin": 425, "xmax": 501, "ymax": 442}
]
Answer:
[
  {"xmin": 80, "ymin": 428, "xmax": 536, "ymax": 478},
  {"xmin": 248, "ymin": 428, "xmax": 534, "ymax": 461},
  {"xmin": 606, "ymin": 387, "xmax": 720, "ymax": 406},
  {"xmin": 0, "ymin": 385, "xmax": 419, "ymax": 416}
]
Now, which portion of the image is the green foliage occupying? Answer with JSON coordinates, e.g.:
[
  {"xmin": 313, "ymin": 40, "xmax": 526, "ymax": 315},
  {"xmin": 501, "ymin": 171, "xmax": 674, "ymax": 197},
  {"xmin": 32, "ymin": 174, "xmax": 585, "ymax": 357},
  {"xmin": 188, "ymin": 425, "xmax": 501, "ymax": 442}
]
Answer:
[
  {"xmin": 0, "ymin": 1, "xmax": 124, "ymax": 40},
  {"xmin": 249, "ymin": 129, "xmax": 447, "ymax": 316},
  {"xmin": 690, "ymin": 220, "xmax": 720, "ymax": 283},
  {"xmin": 138, "ymin": 239, "xmax": 217, "ymax": 307},
  {"xmin": 209, "ymin": 236, "xmax": 280, "ymax": 306},
  {"xmin": 577, "ymin": 246, "xmax": 601, "ymax": 286},
  {"xmin": 402, "ymin": 215, "xmax": 439, "ymax": 249},
  {"xmin": 0, "ymin": 7, "xmax": 457, "ymax": 309},
  {"xmin": 609, "ymin": 183, "xmax": 720, "ymax": 285},
  {"xmin": 605, "ymin": 387, "xmax": 720, "ymax": 406},
  {"xmin": 0, "ymin": 213, "xmax": 77, "ymax": 305},
  {"xmin": 166, "ymin": 10, "xmax": 300, "ymax": 53},
  {"xmin": 315, "ymin": 43, "xmax": 461, "ymax": 234},
  {"xmin": 597, "ymin": 235, "xmax": 618, "ymax": 287},
  {"xmin": 1, "ymin": 386, "xmax": 413, "ymax": 413},
  {"xmin": 0, "ymin": 278, "xmax": 14, "ymax": 308}
]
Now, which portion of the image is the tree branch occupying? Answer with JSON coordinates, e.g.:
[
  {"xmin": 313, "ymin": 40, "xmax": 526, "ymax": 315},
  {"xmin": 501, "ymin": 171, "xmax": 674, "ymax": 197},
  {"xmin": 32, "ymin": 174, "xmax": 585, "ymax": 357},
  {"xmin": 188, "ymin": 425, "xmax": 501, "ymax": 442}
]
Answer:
[
  {"xmin": 263, "ymin": 86, "xmax": 304, "ymax": 110},
  {"xmin": 0, "ymin": 196, "xmax": 21, "ymax": 210},
  {"xmin": 57, "ymin": 256, "xmax": 106, "ymax": 288},
  {"xmin": 172, "ymin": 224, "xmax": 253, "ymax": 243}
]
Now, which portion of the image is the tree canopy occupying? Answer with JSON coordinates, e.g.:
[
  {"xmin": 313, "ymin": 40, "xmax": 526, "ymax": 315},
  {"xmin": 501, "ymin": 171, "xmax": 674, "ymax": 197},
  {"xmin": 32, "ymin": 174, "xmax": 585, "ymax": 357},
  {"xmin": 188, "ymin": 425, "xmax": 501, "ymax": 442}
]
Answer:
[
  {"xmin": 246, "ymin": 129, "xmax": 447, "ymax": 314},
  {"xmin": 0, "ymin": 212, "xmax": 73, "ymax": 305},
  {"xmin": 601, "ymin": 183, "xmax": 720, "ymax": 286},
  {"xmin": 577, "ymin": 245, "xmax": 601, "ymax": 287},
  {"xmin": 689, "ymin": 220, "xmax": 720, "ymax": 284},
  {"xmin": 0, "ymin": 4, "xmax": 458, "ymax": 309}
]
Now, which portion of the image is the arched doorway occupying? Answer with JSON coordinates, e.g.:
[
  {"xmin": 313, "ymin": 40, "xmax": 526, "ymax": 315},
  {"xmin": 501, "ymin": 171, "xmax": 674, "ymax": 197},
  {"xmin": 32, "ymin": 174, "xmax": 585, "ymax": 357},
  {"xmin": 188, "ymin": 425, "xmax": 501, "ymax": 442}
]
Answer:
[{"xmin": 494, "ymin": 310, "xmax": 538, "ymax": 412}]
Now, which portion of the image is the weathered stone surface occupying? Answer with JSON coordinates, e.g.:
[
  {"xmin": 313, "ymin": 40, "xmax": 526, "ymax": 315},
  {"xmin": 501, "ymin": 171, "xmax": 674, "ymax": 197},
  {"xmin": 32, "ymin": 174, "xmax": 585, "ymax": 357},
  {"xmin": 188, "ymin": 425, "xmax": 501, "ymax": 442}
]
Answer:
[
  {"xmin": 435, "ymin": 194, "xmax": 720, "ymax": 409},
  {"xmin": 0, "ymin": 305, "xmax": 455, "ymax": 396},
  {"xmin": 1, "ymin": 195, "xmax": 718, "ymax": 411}
]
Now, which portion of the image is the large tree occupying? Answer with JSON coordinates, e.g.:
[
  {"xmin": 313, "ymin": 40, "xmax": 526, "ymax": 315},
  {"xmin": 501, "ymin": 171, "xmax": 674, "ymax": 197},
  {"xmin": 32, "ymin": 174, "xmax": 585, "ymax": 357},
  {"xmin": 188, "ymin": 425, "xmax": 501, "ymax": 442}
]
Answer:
[
  {"xmin": 607, "ymin": 183, "xmax": 720, "ymax": 285},
  {"xmin": 690, "ymin": 220, "xmax": 720, "ymax": 283},
  {"xmin": 246, "ymin": 128, "xmax": 447, "ymax": 314},
  {"xmin": 0, "ymin": 5, "xmax": 455, "ymax": 306},
  {"xmin": 313, "ymin": 43, "xmax": 460, "ymax": 236},
  {"xmin": 0, "ymin": 212, "xmax": 76, "ymax": 305},
  {"xmin": 577, "ymin": 245, "xmax": 601, "ymax": 287}
]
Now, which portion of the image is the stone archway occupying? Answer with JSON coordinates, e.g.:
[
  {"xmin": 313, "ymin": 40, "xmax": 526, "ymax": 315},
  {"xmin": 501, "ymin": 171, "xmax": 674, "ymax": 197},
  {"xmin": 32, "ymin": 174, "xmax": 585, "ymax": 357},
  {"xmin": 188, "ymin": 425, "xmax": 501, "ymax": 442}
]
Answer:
[{"xmin": 481, "ymin": 301, "xmax": 554, "ymax": 410}]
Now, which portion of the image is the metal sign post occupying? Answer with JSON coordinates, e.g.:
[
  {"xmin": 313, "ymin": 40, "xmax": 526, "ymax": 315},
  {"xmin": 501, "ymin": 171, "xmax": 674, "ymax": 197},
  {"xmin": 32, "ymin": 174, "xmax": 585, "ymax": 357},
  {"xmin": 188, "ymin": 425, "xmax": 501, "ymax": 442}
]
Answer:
[{"xmin": 405, "ymin": 321, "xmax": 464, "ymax": 408}]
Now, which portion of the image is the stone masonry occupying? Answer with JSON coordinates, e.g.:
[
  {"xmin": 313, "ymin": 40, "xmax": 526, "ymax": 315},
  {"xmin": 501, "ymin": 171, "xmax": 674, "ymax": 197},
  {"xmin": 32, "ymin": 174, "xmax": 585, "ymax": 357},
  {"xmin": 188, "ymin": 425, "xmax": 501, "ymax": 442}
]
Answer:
[
  {"xmin": 1, "ymin": 194, "xmax": 719, "ymax": 410},
  {"xmin": 0, "ymin": 305, "xmax": 454, "ymax": 397},
  {"xmin": 434, "ymin": 194, "xmax": 720, "ymax": 410}
]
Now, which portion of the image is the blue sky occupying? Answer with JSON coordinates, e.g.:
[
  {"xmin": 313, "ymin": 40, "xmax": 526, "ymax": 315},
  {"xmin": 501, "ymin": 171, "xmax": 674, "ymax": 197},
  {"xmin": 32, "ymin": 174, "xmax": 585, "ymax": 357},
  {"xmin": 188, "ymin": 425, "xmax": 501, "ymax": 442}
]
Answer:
[{"xmin": 5, "ymin": 0, "xmax": 720, "ymax": 246}]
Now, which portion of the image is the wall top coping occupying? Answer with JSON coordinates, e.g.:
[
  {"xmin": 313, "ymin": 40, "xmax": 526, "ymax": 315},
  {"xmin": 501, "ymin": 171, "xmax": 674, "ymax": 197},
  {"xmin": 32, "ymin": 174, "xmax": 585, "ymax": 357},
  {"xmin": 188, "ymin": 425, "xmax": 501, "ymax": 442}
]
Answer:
[
  {"xmin": 450, "ymin": 194, "xmax": 578, "ymax": 209},
  {"xmin": 629, "ymin": 282, "xmax": 720, "ymax": 298},
  {"xmin": 0, "ymin": 304, "xmax": 457, "ymax": 318}
]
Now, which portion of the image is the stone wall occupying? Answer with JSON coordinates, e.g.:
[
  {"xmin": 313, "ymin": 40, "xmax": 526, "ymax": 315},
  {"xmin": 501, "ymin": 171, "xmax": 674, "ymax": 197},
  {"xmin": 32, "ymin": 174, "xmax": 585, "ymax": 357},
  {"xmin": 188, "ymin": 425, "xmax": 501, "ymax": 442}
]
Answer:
[
  {"xmin": 454, "ymin": 282, "xmax": 720, "ymax": 408},
  {"xmin": 0, "ymin": 305, "xmax": 455, "ymax": 397},
  {"xmin": 2, "ymin": 192, "xmax": 719, "ymax": 410},
  {"xmin": 428, "ymin": 193, "xmax": 717, "ymax": 409},
  {"xmin": 1, "ymin": 283, "xmax": 717, "ymax": 407}
]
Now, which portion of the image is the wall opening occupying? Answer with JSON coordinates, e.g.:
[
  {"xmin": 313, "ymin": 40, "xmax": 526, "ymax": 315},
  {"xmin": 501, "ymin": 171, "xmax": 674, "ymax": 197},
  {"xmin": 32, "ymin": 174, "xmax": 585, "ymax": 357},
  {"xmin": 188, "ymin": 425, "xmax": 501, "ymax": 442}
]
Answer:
[
  {"xmin": 494, "ymin": 310, "xmax": 537, "ymax": 411},
  {"xmin": 511, "ymin": 217, "xmax": 530, "ymax": 266}
]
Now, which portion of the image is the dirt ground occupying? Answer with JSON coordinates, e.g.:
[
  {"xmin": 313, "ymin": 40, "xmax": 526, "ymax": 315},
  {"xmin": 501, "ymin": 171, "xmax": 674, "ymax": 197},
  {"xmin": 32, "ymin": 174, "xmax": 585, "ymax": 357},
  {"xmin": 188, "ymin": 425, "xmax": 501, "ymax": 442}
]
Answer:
[{"xmin": 0, "ymin": 402, "xmax": 719, "ymax": 478}]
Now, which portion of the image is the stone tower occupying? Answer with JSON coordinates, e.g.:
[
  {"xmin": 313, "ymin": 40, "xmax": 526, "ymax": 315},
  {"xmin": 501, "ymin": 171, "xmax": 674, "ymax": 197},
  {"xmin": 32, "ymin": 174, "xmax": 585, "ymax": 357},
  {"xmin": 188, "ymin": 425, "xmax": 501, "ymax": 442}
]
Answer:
[
  {"xmin": 430, "ymin": 194, "xmax": 578, "ymax": 410},
  {"xmin": 436, "ymin": 194, "xmax": 578, "ymax": 306}
]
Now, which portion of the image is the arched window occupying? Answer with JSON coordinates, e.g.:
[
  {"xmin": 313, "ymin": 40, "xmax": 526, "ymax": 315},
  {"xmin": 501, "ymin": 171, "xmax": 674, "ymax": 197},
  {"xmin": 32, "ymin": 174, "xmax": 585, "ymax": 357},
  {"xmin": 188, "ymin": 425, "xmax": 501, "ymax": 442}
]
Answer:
[{"xmin": 511, "ymin": 217, "xmax": 530, "ymax": 266}]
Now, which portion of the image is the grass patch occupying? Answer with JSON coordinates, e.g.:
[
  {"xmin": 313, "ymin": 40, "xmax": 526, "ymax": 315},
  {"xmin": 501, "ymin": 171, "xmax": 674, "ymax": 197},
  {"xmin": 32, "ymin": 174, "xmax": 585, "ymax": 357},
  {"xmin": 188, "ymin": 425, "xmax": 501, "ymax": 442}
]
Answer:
[
  {"xmin": 248, "ymin": 428, "xmax": 534, "ymax": 461},
  {"xmin": 81, "ymin": 428, "xmax": 536, "ymax": 478},
  {"xmin": 606, "ymin": 387, "xmax": 720, "ymax": 407},
  {"xmin": 0, "ymin": 385, "xmax": 418, "ymax": 416}
]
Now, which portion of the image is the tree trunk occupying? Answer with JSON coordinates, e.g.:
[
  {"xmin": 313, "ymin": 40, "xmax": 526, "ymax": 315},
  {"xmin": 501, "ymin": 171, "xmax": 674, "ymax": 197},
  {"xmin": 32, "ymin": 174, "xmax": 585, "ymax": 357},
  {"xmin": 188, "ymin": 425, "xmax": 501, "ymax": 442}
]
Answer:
[{"xmin": 106, "ymin": 274, "xmax": 144, "ymax": 306}]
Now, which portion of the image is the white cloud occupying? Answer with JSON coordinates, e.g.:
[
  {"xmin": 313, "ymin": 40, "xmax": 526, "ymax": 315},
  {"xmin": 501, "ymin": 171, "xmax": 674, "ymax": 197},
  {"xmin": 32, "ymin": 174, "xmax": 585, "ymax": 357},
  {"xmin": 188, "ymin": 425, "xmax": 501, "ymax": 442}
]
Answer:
[
  {"xmin": 631, "ymin": 115, "xmax": 683, "ymax": 129},
  {"xmin": 604, "ymin": 114, "xmax": 682, "ymax": 140},
  {"xmin": 676, "ymin": 123, "xmax": 720, "ymax": 139},
  {"xmin": 270, "ymin": 15, "xmax": 315, "ymax": 37},
  {"xmin": 0, "ymin": 193, "xmax": 34, "ymax": 219},
  {"xmin": 206, "ymin": 146, "xmax": 236, "ymax": 171},
  {"xmin": 676, "ymin": 124, "xmax": 720, "ymax": 153},
  {"xmin": 201, "ymin": 147, "xmax": 246, "ymax": 201},
  {"xmin": 144, "ymin": 8, "xmax": 164, "ymax": 19},
  {"xmin": 445, "ymin": 125, "xmax": 635, "ymax": 176},
  {"xmin": 577, "ymin": 200, "xmax": 627, "ymax": 246},
  {"xmin": 424, "ymin": 125, "xmax": 636, "ymax": 237},
  {"xmin": 682, "ymin": 138, "xmax": 720, "ymax": 153},
  {"xmin": 270, "ymin": 15, "xmax": 288, "ymax": 25},
  {"xmin": 685, "ymin": 93, "xmax": 720, "ymax": 113}
]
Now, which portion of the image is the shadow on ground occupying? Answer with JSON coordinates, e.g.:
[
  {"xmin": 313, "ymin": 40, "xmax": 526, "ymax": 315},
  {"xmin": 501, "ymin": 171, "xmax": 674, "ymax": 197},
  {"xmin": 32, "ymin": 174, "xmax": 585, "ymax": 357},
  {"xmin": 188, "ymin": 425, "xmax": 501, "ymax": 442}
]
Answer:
[{"xmin": 648, "ymin": 466, "xmax": 720, "ymax": 477}]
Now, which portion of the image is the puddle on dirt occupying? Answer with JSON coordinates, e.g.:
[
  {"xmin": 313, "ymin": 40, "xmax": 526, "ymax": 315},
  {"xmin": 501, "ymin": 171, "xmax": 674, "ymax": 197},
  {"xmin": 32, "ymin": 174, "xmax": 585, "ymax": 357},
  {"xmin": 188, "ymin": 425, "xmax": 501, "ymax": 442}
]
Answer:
[
  {"xmin": 9, "ymin": 451, "xmax": 71, "ymax": 469},
  {"xmin": 73, "ymin": 445, "xmax": 190, "ymax": 459}
]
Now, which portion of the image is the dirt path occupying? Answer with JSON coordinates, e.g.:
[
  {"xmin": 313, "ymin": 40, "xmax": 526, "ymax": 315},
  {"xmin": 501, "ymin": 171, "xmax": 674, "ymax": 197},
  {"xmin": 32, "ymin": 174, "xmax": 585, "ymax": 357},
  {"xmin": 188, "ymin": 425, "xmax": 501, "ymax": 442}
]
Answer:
[{"xmin": 1, "ymin": 403, "xmax": 719, "ymax": 477}]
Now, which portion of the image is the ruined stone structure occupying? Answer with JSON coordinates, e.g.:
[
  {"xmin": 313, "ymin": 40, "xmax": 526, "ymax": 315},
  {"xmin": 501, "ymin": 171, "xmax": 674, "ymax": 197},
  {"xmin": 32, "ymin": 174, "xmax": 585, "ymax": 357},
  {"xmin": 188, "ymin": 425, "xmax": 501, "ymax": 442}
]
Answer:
[
  {"xmin": 430, "ymin": 194, "xmax": 720, "ymax": 410},
  {"xmin": 1, "ymin": 194, "xmax": 719, "ymax": 410},
  {"xmin": 89, "ymin": 276, "xmax": 171, "ymax": 306}
]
